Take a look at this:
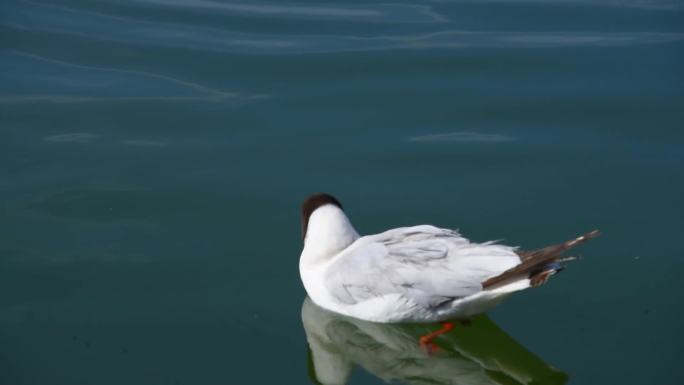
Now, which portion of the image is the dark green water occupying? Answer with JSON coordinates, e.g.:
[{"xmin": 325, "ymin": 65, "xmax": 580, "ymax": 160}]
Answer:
[{"xmin": 1, "ymin": 0, "xmax": 683, "ymax": 384}]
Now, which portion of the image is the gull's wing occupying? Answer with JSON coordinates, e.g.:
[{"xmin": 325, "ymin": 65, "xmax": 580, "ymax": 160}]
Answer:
[{"xmin": 325, "ymin": 225, "xmax": 521, "ymax": 308}]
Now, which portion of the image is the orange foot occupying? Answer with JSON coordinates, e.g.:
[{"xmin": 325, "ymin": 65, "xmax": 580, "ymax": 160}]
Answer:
[{"xmin": 419, "ymin": 322, "xmax": 454, "ymax": 354}]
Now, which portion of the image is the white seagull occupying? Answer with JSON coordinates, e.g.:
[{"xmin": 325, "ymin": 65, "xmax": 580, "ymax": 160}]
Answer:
[{"xmin": 299, "ymin": 193, "xmax": 599, "ymax": 347}]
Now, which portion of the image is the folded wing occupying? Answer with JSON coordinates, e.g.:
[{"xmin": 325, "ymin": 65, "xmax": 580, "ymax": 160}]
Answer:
[{"xmin": 325, "ymin": 225, "xmax": 521, "ymax": 309}]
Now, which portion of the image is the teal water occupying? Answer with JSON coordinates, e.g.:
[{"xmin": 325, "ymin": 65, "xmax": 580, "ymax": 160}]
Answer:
[{"xmin": 1, "ymin": 0, "xmax": 683, "ymax": 384}]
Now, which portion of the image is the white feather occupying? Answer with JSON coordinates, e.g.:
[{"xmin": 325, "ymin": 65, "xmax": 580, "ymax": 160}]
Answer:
[{"xmin": 300, "ymin": 206, "xmax": 529, "ymax": 323}]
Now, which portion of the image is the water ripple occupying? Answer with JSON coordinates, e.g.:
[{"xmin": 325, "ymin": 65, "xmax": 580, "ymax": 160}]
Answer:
[
  {"xmin": 409, "ymin": 132, "xmax": 515, "ymax": 143},
  {"xmin": 42, "ymin": 133, "xmax": 99, "ymax": 143},
  {"xmin": 3, "ymin": 1, "xmax": 682, "ymax": 55},
  {"xmin": 134, "ymin": 0, "xmax": 447, "ymax": 22},
  {"xmin": 0, "ymin": 51, "xmax": 264, "ymax": 104},
  {"xmin": 432, "ymin": 0, "xmax": 684, "ymax": 11}
]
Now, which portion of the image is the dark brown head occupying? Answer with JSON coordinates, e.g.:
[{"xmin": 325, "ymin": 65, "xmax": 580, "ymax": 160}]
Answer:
[{"xmin": 301, "ymin": 193, "xmax": 343, "ymax": 241}]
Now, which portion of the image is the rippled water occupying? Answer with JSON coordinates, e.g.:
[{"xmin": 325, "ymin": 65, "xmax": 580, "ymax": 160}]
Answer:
[{"xmin": 1, "ymin": 0, "xmax": 683, "ymax": 384}]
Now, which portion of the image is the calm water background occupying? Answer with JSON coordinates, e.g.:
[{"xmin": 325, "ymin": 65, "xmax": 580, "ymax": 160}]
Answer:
[{"xmin": 1, "ymin": 0, "xmax": 683, "ymax": 384}]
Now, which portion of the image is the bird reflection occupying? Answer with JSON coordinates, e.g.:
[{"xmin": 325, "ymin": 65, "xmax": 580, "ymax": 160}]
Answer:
[{"xmin": 302, "ymin": 297, "xmax": 567, "ymax": 385}]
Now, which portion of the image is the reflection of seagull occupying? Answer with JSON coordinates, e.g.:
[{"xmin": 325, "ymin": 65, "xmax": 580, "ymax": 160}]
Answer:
[
  {"xmin": 299, "ymin": 193, "xmax": 599, "ymax": 346},
  {"xmin": 302, "ymin": 298, "xmax": 567, "ymax": 385}
]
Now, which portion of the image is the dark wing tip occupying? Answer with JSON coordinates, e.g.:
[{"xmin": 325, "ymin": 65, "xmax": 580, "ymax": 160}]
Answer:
[
  {"xmin": 579, "ymin": 229, "xmax": 601, "ymax": 240},
  {"xmin": 483, "ymin": 229, "xmax": 601, "ymax": 289},
  {"xmin": 566, "ymin": 229, "xmax": 601, "ymax": 248}
]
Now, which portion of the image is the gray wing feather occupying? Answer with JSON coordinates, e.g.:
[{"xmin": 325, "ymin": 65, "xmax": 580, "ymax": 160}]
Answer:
[{"xmin": 325, "ymin": 225, "xmax": 521, "ymax": 308}]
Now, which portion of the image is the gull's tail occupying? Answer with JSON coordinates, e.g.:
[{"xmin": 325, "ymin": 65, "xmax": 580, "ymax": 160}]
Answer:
[{"xmin": 482, "ymin": 230, "xmax": 601, "ymax": 289}]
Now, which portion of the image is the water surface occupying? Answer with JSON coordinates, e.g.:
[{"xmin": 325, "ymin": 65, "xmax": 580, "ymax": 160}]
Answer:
[{"xmin": 1, "ymin": 0, "xmax": 683, "ymax": 384}]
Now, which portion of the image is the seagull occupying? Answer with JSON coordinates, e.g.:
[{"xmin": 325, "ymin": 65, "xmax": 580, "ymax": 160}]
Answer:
[{"xmin": 299, "ymin": 193, "xmax": 599, "ymax": 349}]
